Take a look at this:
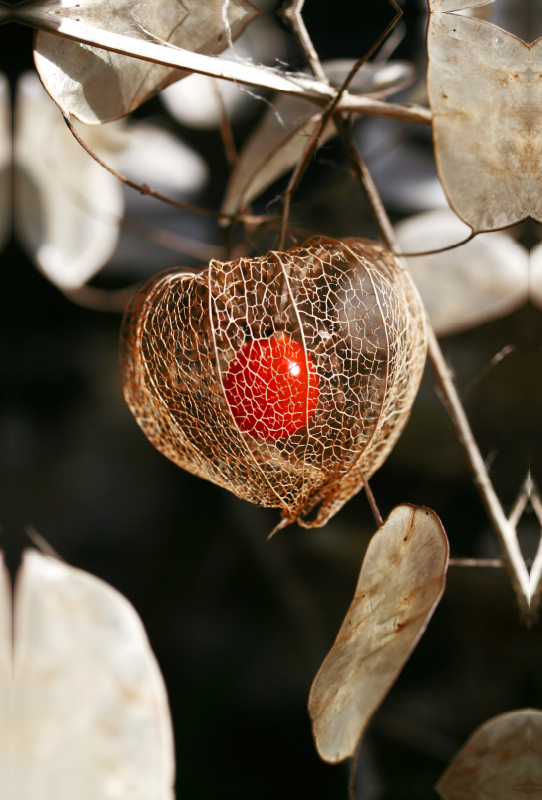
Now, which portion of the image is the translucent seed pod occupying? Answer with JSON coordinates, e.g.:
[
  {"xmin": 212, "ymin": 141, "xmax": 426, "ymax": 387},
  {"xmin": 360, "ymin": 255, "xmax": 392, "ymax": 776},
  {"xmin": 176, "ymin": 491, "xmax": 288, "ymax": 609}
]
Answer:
[{"xmin": 120, "ymin": 237, "xmax": 427, "ymax": 529}]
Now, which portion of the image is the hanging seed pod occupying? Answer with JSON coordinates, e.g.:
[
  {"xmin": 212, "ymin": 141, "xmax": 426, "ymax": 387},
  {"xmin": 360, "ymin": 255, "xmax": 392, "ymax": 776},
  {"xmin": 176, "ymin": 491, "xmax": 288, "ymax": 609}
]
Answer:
[{"xmin": 120, "ymin": 237, "xmax": 427, "ymax": 529}]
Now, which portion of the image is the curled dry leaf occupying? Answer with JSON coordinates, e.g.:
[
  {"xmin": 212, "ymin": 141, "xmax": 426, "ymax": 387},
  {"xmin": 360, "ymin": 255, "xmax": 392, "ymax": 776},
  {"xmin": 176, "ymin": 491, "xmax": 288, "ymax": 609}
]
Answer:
[
  {"xmin": 14, "ymin": 71, "xmax": 123, "ymax": 290},
  {"xmin": 529, "ymin": 242, "xmax": 542, "ymax": 309},
  {"xmin": 34, "ymin": 0, "xmax": 259, "ymax": 124},
  {"xmin": 436, "ymin": 709, "xmax": 542, "ymax": 800},
  {"xmin": 121, "ymin": 238, "xmax": 426, "ymax": 529},
  {"xmin": 13, "ymin": 550, "xmax": 175, "ymax": 800},
  {"xmin": 395, "ymin": 210, "xmax": 529, "ymax": 335},
  {"xmin": 221, "ymin": 59, "xmax": 415, "ymax": 217},
  {"xmin": 308, "ymin": 504, "xmax": 449, "ymax": 764},
  {"xmin": 427, "ymin": 12, "xmax": 542, "ymax": 231}
]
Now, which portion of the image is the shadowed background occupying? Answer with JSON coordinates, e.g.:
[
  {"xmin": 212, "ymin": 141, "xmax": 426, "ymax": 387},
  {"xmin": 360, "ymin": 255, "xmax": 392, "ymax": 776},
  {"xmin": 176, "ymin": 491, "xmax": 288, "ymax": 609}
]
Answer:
[{"xmin": 2, "ymin": 1, "xmax": 542, "ymax": 797}]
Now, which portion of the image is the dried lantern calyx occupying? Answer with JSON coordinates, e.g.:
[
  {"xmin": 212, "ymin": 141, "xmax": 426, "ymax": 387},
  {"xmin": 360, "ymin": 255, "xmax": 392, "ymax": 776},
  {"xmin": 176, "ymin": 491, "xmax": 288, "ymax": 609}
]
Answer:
[{"xmin": 120, "ymin": 237, "xmax": 427, "ymax": 529}]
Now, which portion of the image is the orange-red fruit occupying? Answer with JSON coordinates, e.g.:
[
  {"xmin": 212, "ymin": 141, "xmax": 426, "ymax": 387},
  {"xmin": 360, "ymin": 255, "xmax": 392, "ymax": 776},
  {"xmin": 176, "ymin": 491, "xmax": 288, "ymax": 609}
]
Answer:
[{"xmin": 223, "ymin": 335, "xmax": 320, "ymax": 440}]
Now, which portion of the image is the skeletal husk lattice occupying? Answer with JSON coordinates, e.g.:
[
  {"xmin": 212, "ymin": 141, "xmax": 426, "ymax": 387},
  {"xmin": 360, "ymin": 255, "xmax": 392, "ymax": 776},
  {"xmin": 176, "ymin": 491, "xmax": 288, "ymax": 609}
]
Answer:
[{"xmin": 120, "ymin": 237, "xmax": 427, "ymax": 529}]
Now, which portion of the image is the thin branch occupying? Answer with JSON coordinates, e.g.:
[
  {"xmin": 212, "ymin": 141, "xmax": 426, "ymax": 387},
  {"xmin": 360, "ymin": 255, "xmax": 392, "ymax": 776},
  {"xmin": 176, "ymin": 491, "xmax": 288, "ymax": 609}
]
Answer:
[
  {"xmin": 212, "ymin": 79, "xmax": 238, "ymax": 168},
  {"xmin": 348, "ymin": 739, "xmax": 362, "ymax": 800},
  {"xmin": 62, "ymin": 113, "xmax": 270, "ymax": 226},
  {"xmin": 527, "ymin": 480, "xmax": 542, "ymax": 605},
  {"xmin": 362, "ymin": 474, "xmax": 383, "ymax": 528},
  {"xmin": 461, "ymin": 345, "xmax": 516, "ymax": 402},
  {"xmin": 507, "ymin": 472, "xmax": 531, "ymax": 530},
  {"xmin": 374, "ymin": 19, "xmax": 406, "ymax": 64},
  {"xmin": 332, "ymin": 119, "xmax": 531, "ymax": 612},
  {"xmin": 24, "ymin": 10, "xmax": 431, "ymax": 124},
  {"xmin": 62, "ymin": 284, "xmax": 140, "ymax": 313},
  {"xmin": 530, "ymin": 484, "xmax": 542, "ymax": 527},
  {"xmin": 281, "ymin": 2, "xmax": 327, "ymax": 83},
  {"xmin": 25, "ymin": 526, "xmax": 64, "ymax": 560},
  {"xmin": 277, "ymin": 5, "xmax": 404, "ymax": 249},
  {"xmin": 398, "ymin": 232, "xmax": 476, "ymax": 258},
  {"xmin": 123, "ymin": 219, "xmax": 230, "ymax": 262},
  {"xmin": 448, "ymin": 558, "xmax": 505, "ymax": 568}
]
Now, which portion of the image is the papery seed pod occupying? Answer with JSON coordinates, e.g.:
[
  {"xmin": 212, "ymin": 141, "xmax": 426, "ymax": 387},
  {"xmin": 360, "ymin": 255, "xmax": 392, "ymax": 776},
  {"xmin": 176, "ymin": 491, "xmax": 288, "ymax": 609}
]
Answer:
[{"xmin": 120, "ymin": 237, "xmax": 427, "ymax": 529}]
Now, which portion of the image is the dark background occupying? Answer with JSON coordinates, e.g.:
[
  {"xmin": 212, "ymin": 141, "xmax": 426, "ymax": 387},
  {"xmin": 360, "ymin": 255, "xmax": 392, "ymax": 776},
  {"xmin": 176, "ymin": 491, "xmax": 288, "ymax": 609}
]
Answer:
[{"xmin": 2, "ymin": 1, "xmax": 542, "ymax": 797}]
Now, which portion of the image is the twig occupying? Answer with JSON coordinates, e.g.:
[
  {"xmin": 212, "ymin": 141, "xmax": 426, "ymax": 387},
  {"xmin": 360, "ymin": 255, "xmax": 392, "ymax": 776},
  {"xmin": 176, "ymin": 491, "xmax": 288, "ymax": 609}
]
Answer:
[
  {"xmin": 281, "ymin": 1, "xmax": 327, "ymax": 83},
  {"xmin": 25, "ymin": 526, "xmax": 64, "ymax": 560},
  {"xmin": 332, "ymin": 120, "xmax": 531, "ymax": 612},
  {"xmin": 374, "ymin": 19, "xmax": 406, "ymax": 64},
  {"xmin": 527, "ymin": 480, "xmax": 542, "ymax": 603},
  {"xmin": 62, "ymin": 284, "xmax": 141, "ymax": 313},
  {"xmin": 62, "ymin": 113, "xmax": 270, "ymax": 227},
  {"xmin": 277, "ymin": 2, "xmax": 403, "ymax": 249},
  {"xmin": 212, "ymin": 79, "xmax": 238, "ymax": 168},
  {"xmin": 24, "ymin": 10, "xmax": 431, "ymax": 124},
  {"xmin": 529, "ymin": 484, "xmax": 542, "ymax": 527},
  {"xmin": 461, "ymin": 345, "xmax": 516, "ymax": 402},
  {"xmin": 348, "ymin": 739, "xmax": 362, "ymax": 800},
  {"xmin": 507, "ymin": 472, "xmax": 531, "ymax": 530},
  {"xmin": 398, "ymin": 231, "xmax": 476, "ymax": 258},
  {"xmin": 361, "ymin": 474, "xmax": 383, "ymax": 528},
  {"xmin": 123, "ymin": 219, "xmax": 231, "ymax": 262},
  {"xmin": 448, "ymin": 558, "xmax": 504, "ymax": 568}
]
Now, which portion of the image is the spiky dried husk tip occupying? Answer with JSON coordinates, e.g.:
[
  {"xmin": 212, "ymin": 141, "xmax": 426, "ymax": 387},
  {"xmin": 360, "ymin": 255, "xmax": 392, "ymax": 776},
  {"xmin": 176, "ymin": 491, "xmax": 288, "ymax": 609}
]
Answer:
[{"xmin": 120, "ymin": 237, "xmax": 427, "ymax": 529}]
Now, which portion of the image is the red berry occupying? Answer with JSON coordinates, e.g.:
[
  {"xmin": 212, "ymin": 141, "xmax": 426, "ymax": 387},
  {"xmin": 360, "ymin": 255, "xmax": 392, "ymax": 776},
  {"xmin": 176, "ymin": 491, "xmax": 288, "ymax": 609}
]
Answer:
[{"xmin": 223, "ymin": 334, "xmax": 320, "ymax": 440}]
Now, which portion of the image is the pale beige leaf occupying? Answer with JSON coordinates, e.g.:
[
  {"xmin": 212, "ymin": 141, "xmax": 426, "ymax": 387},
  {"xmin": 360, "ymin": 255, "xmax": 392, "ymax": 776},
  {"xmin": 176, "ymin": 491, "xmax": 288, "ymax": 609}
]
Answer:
[
  {"xmin": 114, "ymin": 121, "xmax": 208, "ymax": 194},
  {"xmin": 34, "ymin": 0, "xmax": 259, "ymax": 124},
  {"xmin": 429, "ymin": 0, "xmax": 495, "ymax": 12},
  {"xmin": 0, "ymin": 553, "xmax": 12, "ymax": 800},
  {"xmin": 13, "ymin": 550, "xmax": 175, "ymax": 800},
  {"xmin": 427, "ymin": 14, "xmax": 542, "ymax": 231},
  {"xmin": 436, "ymin": 709, "xmax": 542, "ymax": 799},
  {"xmin": 14, "ymin": 72, "xmax": 124, "ymax": 290},
  {"xmin": 221, "ymin": 59, "xmax": 415, "ymax": 217},
  {"xmin": 395, "ymin": 210, "xmax": 529, "ymax": 335},
  {"xmin": 0, "ymin": 74, "xmax": 11, "ymax": 254},
  {"xmin": 529, "ymin": 242, "xmax": 542, "ymax": 309},
  {"xmin": 308, "ymin": 504, "xmax": 448, "ymax": 764}
]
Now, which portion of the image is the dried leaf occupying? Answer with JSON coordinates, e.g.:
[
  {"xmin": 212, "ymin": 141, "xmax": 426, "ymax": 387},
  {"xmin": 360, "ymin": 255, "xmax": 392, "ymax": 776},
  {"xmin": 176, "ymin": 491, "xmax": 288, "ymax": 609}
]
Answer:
[
  {"xmin": 395, "ymin": 210, "xmax": 529, "ymax": 335},
  {"xmin": 14, "ymin": 72, "xmax": 123, "ymax": 290},
  {"xmin": 0, "ymin": 74, "xmax": 11, "ymax": 254},
  {"xmin": 308, "ymin": 504, "xmax": 448, "ymax": 763},
  {"xmin": 13, "ymin": 550, "xmax": 175, "ymax": 800},
  {"xmin": 436, "ymin": 709, "xmax": 542, "ymax": 799},
  {"xmin": 221, "ymin": 60, "xmax": 415, "ymax": 217},
  {"xmin": 34, "ymin": 0, "xmax": 259, "ymax": 124},
  {"xmin": 427, "ymin": 14, "xmax": 542, "ymax": 231},
  {"xmin": 530, "ymin": 242, "xmax": 542, "ymax": 309},
  {"xmin": 121, "ymin": 239, "xmax": 427, "ymax": 529}
]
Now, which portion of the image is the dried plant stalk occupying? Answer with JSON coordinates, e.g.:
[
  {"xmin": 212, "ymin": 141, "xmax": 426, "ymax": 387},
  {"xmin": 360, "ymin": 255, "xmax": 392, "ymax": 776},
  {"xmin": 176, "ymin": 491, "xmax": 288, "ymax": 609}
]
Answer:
[{"xmin": 121, "ymin": 238, "xmax": 426, "ymax": 528}]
